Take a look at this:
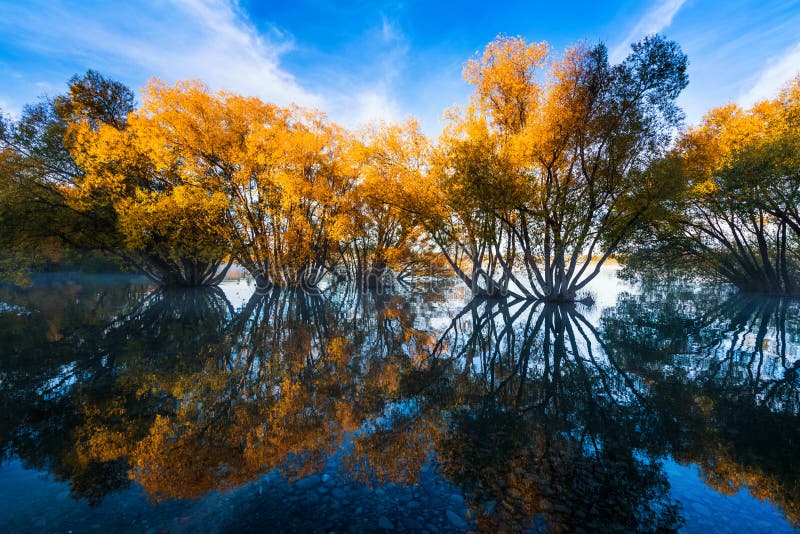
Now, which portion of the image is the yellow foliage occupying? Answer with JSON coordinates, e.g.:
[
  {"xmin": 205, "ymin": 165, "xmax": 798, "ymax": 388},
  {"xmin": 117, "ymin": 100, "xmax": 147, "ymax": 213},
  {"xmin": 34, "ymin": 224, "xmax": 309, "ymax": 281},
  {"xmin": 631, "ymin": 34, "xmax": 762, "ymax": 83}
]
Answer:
[{"xmin": 464, "ymin": 35, "xmax": 549, "ymax": 134}]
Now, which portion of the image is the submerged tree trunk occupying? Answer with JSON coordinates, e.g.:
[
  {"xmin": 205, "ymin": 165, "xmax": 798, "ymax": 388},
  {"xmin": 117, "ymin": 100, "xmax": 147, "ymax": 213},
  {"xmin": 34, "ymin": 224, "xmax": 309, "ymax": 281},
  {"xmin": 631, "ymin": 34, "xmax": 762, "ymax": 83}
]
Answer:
[
  {"xmin": 363, "ymin": 260, "xmax": 387, "ymax": 289},
  {"xmin": 142, "ymin": 256, "xmax": 234, "ymax": 288}
]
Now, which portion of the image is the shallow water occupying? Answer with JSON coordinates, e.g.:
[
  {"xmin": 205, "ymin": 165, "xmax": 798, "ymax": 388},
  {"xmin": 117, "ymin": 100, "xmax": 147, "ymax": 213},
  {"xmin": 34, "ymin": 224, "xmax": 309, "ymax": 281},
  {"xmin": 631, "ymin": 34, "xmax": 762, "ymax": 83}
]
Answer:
[{"xmin": 0, "ymin": 270, "xmax": 798, "ymax": 532}]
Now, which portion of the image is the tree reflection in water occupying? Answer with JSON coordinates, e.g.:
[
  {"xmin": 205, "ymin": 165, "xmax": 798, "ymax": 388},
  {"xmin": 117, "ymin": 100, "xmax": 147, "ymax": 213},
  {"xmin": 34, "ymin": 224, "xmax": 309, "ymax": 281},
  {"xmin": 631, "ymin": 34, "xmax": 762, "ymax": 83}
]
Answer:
[
  {"xmin": 413, "ymin": 299, "xmax": 681, "ymax": 532},
  {"xmin": 0, "ymin": 276, "xmax": 799, "ymax": 531},
  {"xmin": 603, "ymin": 282, "xmax": 800, "ymax": 526}
]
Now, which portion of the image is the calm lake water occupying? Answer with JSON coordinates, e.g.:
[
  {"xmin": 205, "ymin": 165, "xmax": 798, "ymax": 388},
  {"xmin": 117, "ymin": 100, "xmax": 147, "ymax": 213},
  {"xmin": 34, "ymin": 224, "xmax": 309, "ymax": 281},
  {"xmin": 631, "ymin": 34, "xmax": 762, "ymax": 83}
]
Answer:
[{"xmin": 1, "ymin": 269, "xmax": 798, "ymax": 533}]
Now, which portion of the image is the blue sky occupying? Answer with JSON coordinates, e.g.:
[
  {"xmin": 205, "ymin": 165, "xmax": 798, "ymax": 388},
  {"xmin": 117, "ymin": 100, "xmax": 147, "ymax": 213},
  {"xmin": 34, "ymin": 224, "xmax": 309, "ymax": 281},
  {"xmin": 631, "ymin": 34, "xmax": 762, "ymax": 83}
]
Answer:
[{"xmin": 1, "ymin": 0, "xmax": 799, "ymax": 135}]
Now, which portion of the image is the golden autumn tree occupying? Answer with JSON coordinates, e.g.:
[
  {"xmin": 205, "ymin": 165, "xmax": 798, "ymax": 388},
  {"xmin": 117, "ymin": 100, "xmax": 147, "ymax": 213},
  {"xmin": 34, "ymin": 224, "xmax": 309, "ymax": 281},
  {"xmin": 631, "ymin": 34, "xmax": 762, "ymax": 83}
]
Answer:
[
  {"xmin": 0, "ymin": 71, "xmax": 136, "ymax": 283},
  {"xmin": 339, "ymin": 120, "xmax": 439, "ymax": 288},
  {"xmin": 418, "ymin": 35, "xmax": 688, "ymax": 300},
  {"xmin": 630, "ymin": 77, "xmax": 800, "ymax": 295},
  {"xmin": 68, "ymin": 101, "xmax": 233, "ymax": 286},
  {"xmin": 0, "ymin": 70, "xmax": 235, "ymax": 286},
  {"xmin": 424, "ymin": 110, "xmax": 523, "ymax": 296},
  {"xmin": 134, "ymin": 81, "xmax": 354, "ymax": 290}
]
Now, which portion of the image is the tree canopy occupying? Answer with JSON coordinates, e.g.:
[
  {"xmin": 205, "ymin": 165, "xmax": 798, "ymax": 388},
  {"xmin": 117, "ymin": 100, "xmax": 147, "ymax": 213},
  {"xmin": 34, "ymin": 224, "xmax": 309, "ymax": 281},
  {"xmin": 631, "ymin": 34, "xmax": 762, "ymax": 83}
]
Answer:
[
  {"xmin": 626, "ymin": 76, "xmax": 800, "ymax": 296},
  {"xmin": 2, "ymin": 35, "xmax": 799, "ymax": 299}
]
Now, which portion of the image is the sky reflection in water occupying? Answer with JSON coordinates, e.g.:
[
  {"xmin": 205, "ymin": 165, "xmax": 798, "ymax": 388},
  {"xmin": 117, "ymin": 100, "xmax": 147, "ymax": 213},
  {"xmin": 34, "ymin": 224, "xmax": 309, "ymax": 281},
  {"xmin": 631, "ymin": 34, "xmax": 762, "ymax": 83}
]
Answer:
[{"xmin": 0, "ymin": 269, "xmax": 798, "ymax": 532}]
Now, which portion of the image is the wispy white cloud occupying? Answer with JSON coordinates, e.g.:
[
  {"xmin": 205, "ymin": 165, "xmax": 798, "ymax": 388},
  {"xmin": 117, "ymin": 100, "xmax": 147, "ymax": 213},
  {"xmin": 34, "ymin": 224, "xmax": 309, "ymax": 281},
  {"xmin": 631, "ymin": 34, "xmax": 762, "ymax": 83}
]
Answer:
[
  {"xmin": 33, "ymin": 81, "xmax": 56, "ymax": 91},
  {"xmin": 610, "ymin": 0, "xmax": 687, "ymax": 62},
  {"xmin": 381, "ymin": 15, "xmax": 402, "ymax": 43},
  {"xmin": 350, "ymin": 87, "xmax": 403, "ymax": 126},
  {"xmin": 0, "ymin": 0, "xmax": 418, "ymax": 128},
  {"xmin": 329, "ymin": 15, "xmax": 410, "ymax": 128},
  {"xmin": 0, "ymin": 98, "xmax": 21, "ymax": 121},
  {"xmin": 738, "ymin": 40, "xmax": 800, "ymax": 106},
  {"xmin": 0, "ymin": 0, "xmax": 322, "ymax": 108}
]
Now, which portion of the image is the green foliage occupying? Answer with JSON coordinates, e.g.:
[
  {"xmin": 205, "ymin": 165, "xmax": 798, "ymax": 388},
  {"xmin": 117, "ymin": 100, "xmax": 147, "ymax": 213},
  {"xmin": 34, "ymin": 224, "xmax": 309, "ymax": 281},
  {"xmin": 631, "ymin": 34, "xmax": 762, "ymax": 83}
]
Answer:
[{"xmin": 624, "ymin": 77, "xmax": 800, "ymax": 296}]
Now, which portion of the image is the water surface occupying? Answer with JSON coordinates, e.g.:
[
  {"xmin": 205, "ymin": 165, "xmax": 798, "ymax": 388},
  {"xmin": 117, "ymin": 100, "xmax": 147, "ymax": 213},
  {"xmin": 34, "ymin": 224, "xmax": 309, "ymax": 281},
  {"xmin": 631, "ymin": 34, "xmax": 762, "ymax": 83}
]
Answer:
[{"xmin": 0, "ymin": 271, "xmax": 798, "ymax": 532}]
